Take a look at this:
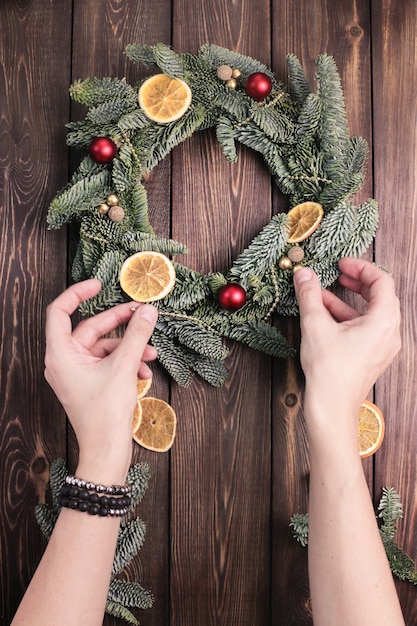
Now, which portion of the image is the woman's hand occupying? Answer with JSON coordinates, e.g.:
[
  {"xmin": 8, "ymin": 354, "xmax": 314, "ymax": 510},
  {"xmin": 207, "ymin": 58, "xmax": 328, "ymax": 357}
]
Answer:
[
  {"xmin": 293, "ymin": 257, "xmax": 401, "ymax": 420},
  {"xmin": 44, "ymin": 279, "xmax": 158, "ymax": 482}
]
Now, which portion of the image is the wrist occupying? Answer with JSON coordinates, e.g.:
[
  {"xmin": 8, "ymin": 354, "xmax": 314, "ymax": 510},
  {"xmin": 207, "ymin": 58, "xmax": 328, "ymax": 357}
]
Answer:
[{"xmin": 76, "ymin": 442, "xmax": 133, "ymax": 486}]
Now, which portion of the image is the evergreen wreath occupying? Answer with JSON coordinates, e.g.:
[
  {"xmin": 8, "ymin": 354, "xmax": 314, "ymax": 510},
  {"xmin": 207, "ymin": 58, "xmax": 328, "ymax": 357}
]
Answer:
[{"xmin": 48, "ymin": 43, "xmax": 378, "ymax": 387}]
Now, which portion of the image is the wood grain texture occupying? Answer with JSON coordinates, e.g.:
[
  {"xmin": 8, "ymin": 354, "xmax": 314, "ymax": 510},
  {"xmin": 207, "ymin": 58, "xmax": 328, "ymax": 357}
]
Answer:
[
  {"xmin": 0, "ymin": 1, "xmax": 71, "ymax": 622},
  {"xmin": 372, "ymin": 1, "xmax": 417, "ymax": 623},
  {"xmin": 1, "ymin": 1, "xmax": 416, "ymax": 624}
]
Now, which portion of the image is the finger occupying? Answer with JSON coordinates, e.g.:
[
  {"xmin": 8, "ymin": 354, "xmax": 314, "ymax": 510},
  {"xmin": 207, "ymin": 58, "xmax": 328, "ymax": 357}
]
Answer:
[
  {"xmin": 45, "ymin": 279, "xmax": 102, "ymax": 350},
  {"xmin": 111, "ymin": 304, "xmax": 158, "ymax": 373},
  {"xmin": 321, "ymin": 289, "xmax": 361, "ymax": 322},
  {"xmin": 138, "ymin": 361, "xmax": 153, "ymax": 380},
  {"xmin": 338, "ymin": 259, "xmax": 398, "ymax": 315},
  {"xmin": 72, "ymin": 301, "xmax": 144, "ymax": 349},
  {"xmin": 293, "ymin": 267, "xmax": 326, "ymax": 322}
]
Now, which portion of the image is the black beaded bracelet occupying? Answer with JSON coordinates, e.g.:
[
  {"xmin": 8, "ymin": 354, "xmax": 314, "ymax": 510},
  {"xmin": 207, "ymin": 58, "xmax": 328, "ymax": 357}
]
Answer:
[
  {"xmin": 58, "ymin": 484, "xmax": 131, "ymax": 517},
  {"xmin": 65, "ymin": 474, "xmax": 131, "ymax": 496}
]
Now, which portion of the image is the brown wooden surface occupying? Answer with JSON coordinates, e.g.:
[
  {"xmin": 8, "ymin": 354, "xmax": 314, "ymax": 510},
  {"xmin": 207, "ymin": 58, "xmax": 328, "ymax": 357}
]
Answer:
[{"xmin": 1, "ymin": 1, "xmax": 416, "ymax": 624}]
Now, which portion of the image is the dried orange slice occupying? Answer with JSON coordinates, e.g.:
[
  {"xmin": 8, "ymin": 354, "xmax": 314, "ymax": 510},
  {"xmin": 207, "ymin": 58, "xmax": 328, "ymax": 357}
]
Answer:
[
  {"xmin": 286, "ymin": 201, "xmax": 324, "ymax": 243},
  {"xmin": 120, "ymin": 251, "xmax": 176, "ymax": 302},
  {"xmin": 132, "ymin": 399, "xmax": 143, "ymax": 433},
  {"xmin": 137, "ymin": 377, "xmax": 152, "ymax": 399},
  {"xmin": 133, "ymin": 397, "xmax": 177, "ymax": 452},
  {"xmin": 358, "ymin": 400, "xmax": 385, "ymax": 458},
  {"xmin": 138, "ymin": 74, "xmax": 192, "ymax": 124}
]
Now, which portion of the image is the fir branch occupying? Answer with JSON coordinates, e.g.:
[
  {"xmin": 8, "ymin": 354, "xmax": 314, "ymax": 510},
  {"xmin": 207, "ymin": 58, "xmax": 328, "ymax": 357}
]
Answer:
[
  {"xmin": 124, "ymin": 43, "xmax": 157, "ymax": 66},
  {"xmin": 228, "ymin": 214, "xmax": 288, "ymax": 287},
  {"xmin": 151, "ymin": 329, "xmax": 194, "ymax": 387},
  {"xmin": 201, "ymin": 44, "xmax": 276, "ymax": 82},
  {"xmin": 105, "ymin": 601, "xmax": 139, "ymax": 625},
  {"xmin": 225, "ymin": 319, "xmax": 295, "ymax": 358},
  {"xmin": 47, "ymin": 171, "xmax": 112, "ymax": 228},
  {"xmin": 289, "ymin": 512, "xmax": 309, "ymax": 547},
  {"xmin": 316, "ymin": 54, "xmax": 350, "ymax": 181},
  {"xmin": 127, "ymin": 462, "xmax": 152, "ymax": 508},
  {"xmin": 34, "ymin": 503, "xmax": 58, "ymax": 541},
  {"xmin": 112, "ymin": 519, "xmax": 148, "ymax": 576},
  {"xmin": 161, "ymin": 316, "xmax": 228, "ymax": 360},
  {"xmin": 108, "ymin": 579, "xmax": 154, "ymax": 609},
  {"xmin": 190, "ymin": 353, "xmax": 229, "ymax": 387},
  {"xmin": 287, "ymin": 53, "xmax": 311, "ymax": 105},
  {"xmin": 70, "ymin": 77, "xmax": 136, "ymax": 107},
  {"xmin": 216, "ymin": 116, "xmax": 238, "ymax": 162}
]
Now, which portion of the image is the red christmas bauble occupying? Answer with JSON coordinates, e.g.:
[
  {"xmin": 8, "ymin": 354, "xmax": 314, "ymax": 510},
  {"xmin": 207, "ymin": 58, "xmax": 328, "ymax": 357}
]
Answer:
[
  {"xmin": 218, "ymin": 283, "xmax": 247, "ymax": 311},
  {"xmin": 244, "ymin": 72, "xmax": 273, "ymax": 101},
  {"xmin": 88, "ymin": 137, "xmax": 117, "ymax": 164}
]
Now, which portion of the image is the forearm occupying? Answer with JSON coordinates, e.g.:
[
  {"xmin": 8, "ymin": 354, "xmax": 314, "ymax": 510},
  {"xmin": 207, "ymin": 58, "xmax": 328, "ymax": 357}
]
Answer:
[
  {"xmin": 12, "ymin": 457, "xmax": 129, "ymax": 626},
  {"xmin": 306, "ymin": 407, "xmax": 404, "ymax": 626},
  {"xmin": 12, "ymin": 508, "xmax": 120, "ymax": 626}
]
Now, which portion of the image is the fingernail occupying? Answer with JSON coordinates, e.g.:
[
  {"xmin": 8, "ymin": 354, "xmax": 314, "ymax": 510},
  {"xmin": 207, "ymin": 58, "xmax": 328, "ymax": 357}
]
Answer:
[
  {"xmin": 293, "ymin": 267, "xmax": 313, "ymax": 284},
  {"xmin": 138, "ymin": 304, "xmax": 158, "ymax": 324}
]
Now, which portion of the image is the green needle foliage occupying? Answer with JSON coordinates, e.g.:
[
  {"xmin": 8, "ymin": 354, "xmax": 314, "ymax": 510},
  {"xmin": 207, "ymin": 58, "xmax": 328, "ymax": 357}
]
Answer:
[
  {"xmin": 35, "ymin": 459, "xmax": 154, "ymax": 625},
  {"xmin": 290, "ymin": 487, "xmax": 417, "ymax": 585},
  {"xmin": 48, "ymin": 43, "xmax": 378, "ymax": 387}
]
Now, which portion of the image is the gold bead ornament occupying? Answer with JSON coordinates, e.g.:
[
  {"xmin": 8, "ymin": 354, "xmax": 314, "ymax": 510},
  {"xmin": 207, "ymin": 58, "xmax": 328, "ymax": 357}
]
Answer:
[
  {"xmin": 278, "ymin": 256, "xmax": 293, "ymax": 270},
  {"xmin": 106, "ymin": 193, "xmax": 120, "ymax": 206},
  {"xmin": 98, "ymin": 203, "xmax": 110, "ymax": 215}
]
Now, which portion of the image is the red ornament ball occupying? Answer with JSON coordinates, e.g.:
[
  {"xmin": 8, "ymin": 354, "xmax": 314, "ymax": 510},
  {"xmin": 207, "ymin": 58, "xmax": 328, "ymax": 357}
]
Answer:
[
  {"xmin": 244, "ymin": 72, "xmax": 273, "ymax": 101},
  {"xmin": 218, "ymin": 283, "xmax": 247, "ymax": 311},
  {"xmin": 88, "ymin": 137, "xmax": 117, "ymax": 164}
]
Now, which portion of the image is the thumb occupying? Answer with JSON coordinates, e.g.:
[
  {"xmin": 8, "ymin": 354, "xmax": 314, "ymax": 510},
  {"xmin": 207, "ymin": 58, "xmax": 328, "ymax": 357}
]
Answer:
[
  {"xmin": 113, "ymin": 304, "xmax": 158, "ymax": 370},
  {"xmin": 293, "ymin": 267, "xmax": 325, "ymax": 320}
]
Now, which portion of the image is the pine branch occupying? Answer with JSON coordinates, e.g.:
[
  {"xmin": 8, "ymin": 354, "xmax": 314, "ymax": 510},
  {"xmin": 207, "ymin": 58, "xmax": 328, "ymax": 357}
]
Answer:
[
  {"xmin": 112, "ymin": 519, "xmax": 148, "ymax": 576},
  {"xmin": 289, "ymin": 512, "xmax": 309, "ymax": 547},
  {"xmin": 105, "ymin": 601, "xmax": 139, "ymax": 625},
  {"xmin": 316, "ymin": 54, "xmax": 350, "ymax": 181},
  {"xmin": 127, "ymin": 462, "xmax": 151, "ymax": 508},
  {"xmin": 108, "ymin": 579, "xmax": 154, "ymax": 609},
  {"xmin": 287, "ymin": 53, "xmax": 311, "ymax": 105},
  {"xmin": 228, "ymin": 214, "xmax": 288, "ymax": 287}
]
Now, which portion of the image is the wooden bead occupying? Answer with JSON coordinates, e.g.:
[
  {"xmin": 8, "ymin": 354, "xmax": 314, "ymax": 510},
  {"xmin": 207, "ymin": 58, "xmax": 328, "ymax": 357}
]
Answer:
[
  {"xmin": 108, "ymin": 205, "xmax": 125, "ymax": 222},
  {"xmin": 287, "ymin": 246, "xmax": 305, "ymax": 262},
  {"xmin": 217, "ymin": 65, "xmax": 233, "ymax": 81}
]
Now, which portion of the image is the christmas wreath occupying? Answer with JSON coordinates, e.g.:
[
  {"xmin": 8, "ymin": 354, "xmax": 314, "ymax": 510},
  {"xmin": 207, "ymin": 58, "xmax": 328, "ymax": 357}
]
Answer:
[{"xmin": 48, "ymin": 43, "xmax": 378, "ymax": 387}]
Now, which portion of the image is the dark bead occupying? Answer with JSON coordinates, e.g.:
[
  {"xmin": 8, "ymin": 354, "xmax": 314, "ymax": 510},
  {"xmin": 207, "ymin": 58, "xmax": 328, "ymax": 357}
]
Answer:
[
  {"xmin": 88, "ymin": 504, "xmax": 99, "ymax": 515},
  {"xmin": 88, "ymin": 493, "xmax": 100, "ymax": 504},
  {"xmin": 99, "ymin": 496, "xmax": 109, "ymax": 506},
  {"xmin": 78, "ymin": 489, "xmax": 89, "ymax": 500},
  {"xmin": 68, "ymin": 487, "xmax": 79, "ymax": 498},
  {"xmin": 60, "ymin": 485, "xmax": 70, "ymax": 497},
  {"xmin": 78, "ymin": 501, "xmax": 89, "ymax": 512},
  {"xmin": 59, "ymin": 496, "xmax": 69, "ymax": 507},
  {"xmin": 68, "ymin": 498, "xmax": 79, "ymax": 509},
  {"xmin": 99, "ymin": 506, "xmax": 109, "ymax": 517},
  {"xmin": 108, "ymin": 497, "xmax": 119, "ymax": 508}
]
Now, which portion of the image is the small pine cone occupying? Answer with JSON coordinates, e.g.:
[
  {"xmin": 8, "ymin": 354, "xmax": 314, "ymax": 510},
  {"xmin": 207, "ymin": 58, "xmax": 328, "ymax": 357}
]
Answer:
[
  {"xmin": 108, "ymin": 205, "xmax": 125, "ymax": 222},
  {"xmin": 217, "ymin": 65, "xmax": 233, "ymax": 81},
  {"xmin": 287, "ymin": 246, "xmax": 305, "ymax": 263}
]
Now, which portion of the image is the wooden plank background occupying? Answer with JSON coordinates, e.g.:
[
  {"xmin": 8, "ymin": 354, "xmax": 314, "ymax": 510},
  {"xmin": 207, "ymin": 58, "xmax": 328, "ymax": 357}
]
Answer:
[{"xmin": 1, "ymin": 1, "xmax": 416, "ymax": 624}]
